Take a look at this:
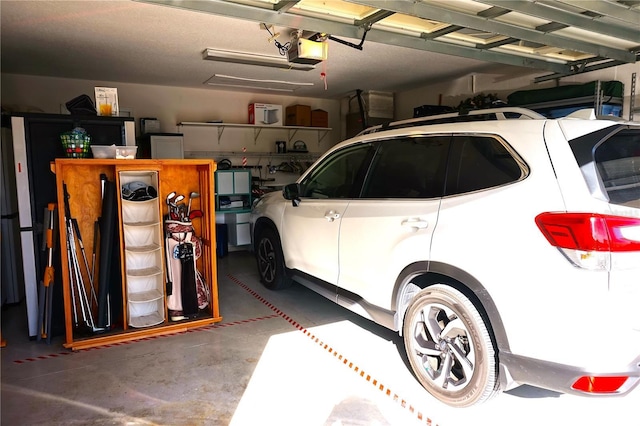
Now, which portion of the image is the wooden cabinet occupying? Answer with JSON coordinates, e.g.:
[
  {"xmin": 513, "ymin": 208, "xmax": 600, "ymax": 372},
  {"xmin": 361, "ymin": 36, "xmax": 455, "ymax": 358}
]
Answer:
[{"xmin": 52, "ymin": 159, "xmax": 222, "ymax": 350}]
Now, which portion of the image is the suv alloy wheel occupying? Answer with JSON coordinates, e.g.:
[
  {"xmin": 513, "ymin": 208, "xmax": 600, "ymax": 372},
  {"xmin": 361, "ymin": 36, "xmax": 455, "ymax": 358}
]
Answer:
[
  {"xmin": 403, "ymin": 284, "xmax": 498, "ymax": 407},
  {"xmin": 255, "ymin": 227, "xmax": 292, "ymax": 290}
]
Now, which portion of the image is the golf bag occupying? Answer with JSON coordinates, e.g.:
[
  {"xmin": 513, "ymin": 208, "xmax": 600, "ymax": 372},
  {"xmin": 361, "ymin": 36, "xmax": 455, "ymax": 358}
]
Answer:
[{"xmin": 164, "ymin": 220, "xmax": 209, "ymax": 321}]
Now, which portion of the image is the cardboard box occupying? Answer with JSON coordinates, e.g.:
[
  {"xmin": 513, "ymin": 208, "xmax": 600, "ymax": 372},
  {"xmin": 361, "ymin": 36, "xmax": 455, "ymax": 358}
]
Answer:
[
  {"xmin": 248, "ymin": 103, "xmax": 283, "ymax": 126},
  {"xmin": 311, "ymin": 109, "xmax": 329, "ymax": 128},
  {"xmin": 285, "ymin": 104, "xmax": 311, "ymax": 126}
]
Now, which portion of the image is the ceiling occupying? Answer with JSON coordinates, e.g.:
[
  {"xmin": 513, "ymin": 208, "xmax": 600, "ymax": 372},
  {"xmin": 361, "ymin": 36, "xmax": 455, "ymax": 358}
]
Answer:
[{"xmin": 1, "ymin": 0, "xmax": 639, "ymax": 100}]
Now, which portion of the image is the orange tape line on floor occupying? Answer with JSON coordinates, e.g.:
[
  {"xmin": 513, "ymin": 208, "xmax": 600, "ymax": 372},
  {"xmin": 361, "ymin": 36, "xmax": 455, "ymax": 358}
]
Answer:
[{"xmin": 227, "ymin": 273, "xmax": 438, "ymax": 426}]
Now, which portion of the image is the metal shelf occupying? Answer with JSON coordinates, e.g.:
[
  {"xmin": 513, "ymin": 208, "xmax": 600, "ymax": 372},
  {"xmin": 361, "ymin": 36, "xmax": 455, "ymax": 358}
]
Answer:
[
  {"xmin": 177, "ymin": 122, "xmax": 332, "ymax": 145},
  {"xmin": 186, "ymin": 150, "xmax": 320, "ymax": 157}
]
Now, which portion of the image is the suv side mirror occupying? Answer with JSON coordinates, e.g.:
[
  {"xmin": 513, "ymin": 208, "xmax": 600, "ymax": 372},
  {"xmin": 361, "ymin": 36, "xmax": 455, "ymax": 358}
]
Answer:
[{"xmin": 283, "ymin": 183, "xmax": 301, "ymax": 207}]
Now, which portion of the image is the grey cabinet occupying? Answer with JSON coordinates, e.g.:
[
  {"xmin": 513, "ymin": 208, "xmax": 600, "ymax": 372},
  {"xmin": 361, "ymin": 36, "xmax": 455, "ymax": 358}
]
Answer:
[{"xmin": 215, "ymin": 169, "xmax": 251, "ymax": 246}]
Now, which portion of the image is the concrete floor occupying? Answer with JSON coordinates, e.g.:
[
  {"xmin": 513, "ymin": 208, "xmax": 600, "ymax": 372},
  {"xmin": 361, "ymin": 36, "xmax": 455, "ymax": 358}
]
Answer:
[{"xmin": 2, "ymin": 250, "xmax": 639, "ymax": 426}]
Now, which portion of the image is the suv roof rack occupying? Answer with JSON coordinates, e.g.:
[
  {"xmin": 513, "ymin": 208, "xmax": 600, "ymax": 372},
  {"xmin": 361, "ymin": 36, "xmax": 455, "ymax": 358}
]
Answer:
[{"xmin": 357, "ymin": 107, "xmax": 546, "ymax": 136}]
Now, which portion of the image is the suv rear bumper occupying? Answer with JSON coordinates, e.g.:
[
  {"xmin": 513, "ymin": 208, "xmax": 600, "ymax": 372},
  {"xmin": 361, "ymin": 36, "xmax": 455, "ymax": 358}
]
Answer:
[{"xmin": 501, "ymin": 351, "xmax": 640, "ymax": 396}]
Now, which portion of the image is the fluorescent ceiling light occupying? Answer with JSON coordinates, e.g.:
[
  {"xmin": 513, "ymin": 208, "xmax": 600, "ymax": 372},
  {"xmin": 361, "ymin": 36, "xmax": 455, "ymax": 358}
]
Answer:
[
  {"xmin": 212, "ymin": 74, "xmax": 314, "ymax": 86},
  {"xmin": 202, "ymin": 48, "xmax": 315, "ymax": 71},
  {"xmin": 204, "ymin": 74, "xmax": 313, "ymax": 93},
  {"xmin": 206, "ymin": 83, "xmax": 295, "ymax": 93}
]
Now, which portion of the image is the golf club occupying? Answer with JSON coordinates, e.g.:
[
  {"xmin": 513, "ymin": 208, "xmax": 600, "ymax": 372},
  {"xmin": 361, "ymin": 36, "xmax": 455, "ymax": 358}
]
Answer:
[
  {"xmin": 187, "ymin": 191, "xmax": 200, "ymax": 216},
  {"xmin": 165, "ymin": 191, "xmax": 176, "ymax": 219},
  {"xmin": 171, "ymin": 194, "xmax": 185, "ymax": 221}
]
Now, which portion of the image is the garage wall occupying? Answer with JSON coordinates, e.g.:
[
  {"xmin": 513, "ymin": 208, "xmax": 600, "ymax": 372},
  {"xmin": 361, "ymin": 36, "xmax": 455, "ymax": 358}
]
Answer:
[
  {"xmin": 0, "ymin": 73, "xmax": 342, "ymax": 153},
  {"xmin": 395, "ymin": 63, "xmax": 640, "ymax": 121}
]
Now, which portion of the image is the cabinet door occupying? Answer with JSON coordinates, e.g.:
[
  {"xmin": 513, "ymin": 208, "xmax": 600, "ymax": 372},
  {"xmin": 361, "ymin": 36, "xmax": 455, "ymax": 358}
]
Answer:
[
  {"xmin": 217, "ymin": 172, "xmax": 234, "ymax": 194},
  {"xmin": 233, "ymin": 170, "xmax": 251, "ymax": 194},
  {"xmin": 229, "ymin": 222, "xmax": 251, "ymax": 246}
]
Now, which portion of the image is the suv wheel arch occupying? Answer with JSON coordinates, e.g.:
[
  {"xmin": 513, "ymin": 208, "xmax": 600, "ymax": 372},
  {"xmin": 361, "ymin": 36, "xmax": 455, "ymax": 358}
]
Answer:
[
  {"xmin": 253, "ymin": 217, "xmax": 277, "ymax": 251},
  {"xmin": 392, "ymin": 262, "xmax": 510, "ymax": 354}
]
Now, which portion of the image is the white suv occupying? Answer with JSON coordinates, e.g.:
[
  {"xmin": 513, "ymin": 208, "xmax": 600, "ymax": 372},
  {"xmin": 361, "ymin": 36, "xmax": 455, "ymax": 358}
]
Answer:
[{"xmin": 250, "ymin": 107, "xmax": 640, "ymax": 407}]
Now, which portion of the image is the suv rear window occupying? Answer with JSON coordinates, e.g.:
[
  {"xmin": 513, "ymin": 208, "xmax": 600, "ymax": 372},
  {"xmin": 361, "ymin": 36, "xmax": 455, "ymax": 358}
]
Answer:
[
  {"xmin": 595, "ymin": 129, "xmax": 640, "ymax": 208},
  {"xmin": 361, "ymin": 136, "xmax": 450, "ymax": 198},
  {"xmin": 445, "ymin": 135, "xmax": 525, "ymax": 195}
]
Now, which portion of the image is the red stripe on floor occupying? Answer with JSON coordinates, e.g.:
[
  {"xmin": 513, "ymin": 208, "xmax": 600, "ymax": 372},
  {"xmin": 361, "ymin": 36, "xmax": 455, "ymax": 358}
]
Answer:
[
  {"xmin": 12, "ymin": 352, "xmax": 73, "ymax": 364},
  {"xmin": 227, "ymin": 273, "xmax": 438, "ymax": 426},
  {"xmin": 10, "ymin": 314, "xmax": 280, "ymax": 364}
]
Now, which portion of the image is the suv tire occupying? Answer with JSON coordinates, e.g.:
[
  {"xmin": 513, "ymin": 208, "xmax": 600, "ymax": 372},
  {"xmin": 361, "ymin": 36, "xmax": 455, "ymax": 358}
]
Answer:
[
  {"xmin": 403, "ymin": 284, "xmax": 499, "ymax": 407},
  {"xmin": 255, "ymin": 227, "xmax": 293, "ymax": 290}
]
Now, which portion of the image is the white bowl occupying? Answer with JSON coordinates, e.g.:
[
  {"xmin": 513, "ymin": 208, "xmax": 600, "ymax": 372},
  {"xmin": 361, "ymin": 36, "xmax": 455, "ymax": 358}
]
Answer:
[
  {"xmin": 116, "ymin": 146, "xmax": 138, "ymax": 159},
  {"xmin": 91, "ymin": 145, "xmax": 116, "ymax": 158}
]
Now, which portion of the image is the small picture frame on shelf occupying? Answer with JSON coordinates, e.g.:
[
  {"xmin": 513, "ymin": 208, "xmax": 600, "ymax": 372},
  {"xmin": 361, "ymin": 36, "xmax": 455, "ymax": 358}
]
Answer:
[{"xmin": 95, "ymin": 87, "xmax": 119, "ymax": 116}]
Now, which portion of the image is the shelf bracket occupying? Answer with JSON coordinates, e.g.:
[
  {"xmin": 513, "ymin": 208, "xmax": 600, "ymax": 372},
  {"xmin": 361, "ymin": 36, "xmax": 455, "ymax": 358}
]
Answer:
[
  {"xmin": 287, "ymin": 129, "xmax": 299, "ymax": 143},
  {"xmin": 630, "ymin": 72, "xmax": 637, "ymax": 122},
  {"xmin": 253, "ymin": 127, "xmax": 263, "ymax": 144},
  {"xmin": 318, "ymin": 130, "xmax": 329, "ymax": 146},
  {"xmin": 218, "ymin": 126, "xmax": 226, "ymax": 142}
]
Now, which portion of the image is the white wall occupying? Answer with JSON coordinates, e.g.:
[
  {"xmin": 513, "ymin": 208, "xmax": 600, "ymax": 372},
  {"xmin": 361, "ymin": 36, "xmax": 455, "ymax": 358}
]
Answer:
[
  {"xmin": 1, "ymin": 73, "xmax": 342, "ymax": 153},
  {"xmin": 395, "ymin": 63, "xmax": 640, "ymax": 121}
]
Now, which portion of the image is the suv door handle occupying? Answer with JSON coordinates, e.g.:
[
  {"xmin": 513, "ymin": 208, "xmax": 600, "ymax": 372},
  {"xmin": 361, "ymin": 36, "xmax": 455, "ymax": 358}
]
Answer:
[
  {"xmin": 401, "ymin": 218, "xmax": 429, "ymax": 230},
  {"xmin": 325, "ymin": 211, "xmax": 341, "ymax": 222}
]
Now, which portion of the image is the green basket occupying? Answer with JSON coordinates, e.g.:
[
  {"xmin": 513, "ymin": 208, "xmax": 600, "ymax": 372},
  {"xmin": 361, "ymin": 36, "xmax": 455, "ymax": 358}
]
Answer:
[{"xmin": 60, "ymin": 132, "xmax": 91, "ymax": 158}]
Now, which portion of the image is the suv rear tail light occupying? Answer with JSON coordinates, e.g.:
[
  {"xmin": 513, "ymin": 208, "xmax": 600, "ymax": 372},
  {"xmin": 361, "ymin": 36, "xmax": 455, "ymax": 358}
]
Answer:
[
  {"xmin": 572, "ymin": 376, "xmax": 629, "ymax": 393},
  {"xmin": 535, "ymin": 213, "xmax": 640, "ymax": 270}
]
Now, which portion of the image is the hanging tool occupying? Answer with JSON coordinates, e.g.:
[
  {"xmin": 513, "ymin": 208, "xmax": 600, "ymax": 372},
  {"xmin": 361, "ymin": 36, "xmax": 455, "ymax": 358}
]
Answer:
[
  {"xmin": 66, "ymin": 220, "xmax": 79, "ymax": 327},
  {"xmin": 63, "ymin": 183, "xmax": 104, "ymax": 332},
  {"xmin": 37, "ymin": 203, "xmax": 57, "ymax": 344},
  {"xmin": 91, "ymin": 221, "xmax": 99, "ymax": 287},
  {"xmin": 92, "ymin": 173, "xmax": 107, "ymax": 287},
  {"xmin": 72, "ymin": 218, "xmax": 99, "ymax": 310},
  {"xmin": 97, "ymin": 174, "xmax": 113, "ymax": 330}
]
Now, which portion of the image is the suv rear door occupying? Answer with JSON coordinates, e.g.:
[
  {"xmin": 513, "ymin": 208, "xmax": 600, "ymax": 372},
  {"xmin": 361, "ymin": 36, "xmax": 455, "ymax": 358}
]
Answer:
[
  {"xmin": 337, "ymin": 136, "xmax": 450, "ymax": 309},
  {"xmin": 429, "ymin": 133, "xmax": 538, "ymax": 310}
]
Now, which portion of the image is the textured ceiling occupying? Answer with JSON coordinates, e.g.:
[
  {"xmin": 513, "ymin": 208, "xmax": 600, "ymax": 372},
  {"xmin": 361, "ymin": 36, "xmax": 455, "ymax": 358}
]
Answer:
[{"xmin": 1, "ymin": 0, "xmax": 638, "ymax": 99}]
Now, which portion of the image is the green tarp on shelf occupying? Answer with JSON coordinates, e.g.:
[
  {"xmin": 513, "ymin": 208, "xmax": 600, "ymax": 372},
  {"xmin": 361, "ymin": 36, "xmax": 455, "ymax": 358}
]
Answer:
[{"xmin": 507, "ymin": 81, "xmax": 624, "ymax": 106}]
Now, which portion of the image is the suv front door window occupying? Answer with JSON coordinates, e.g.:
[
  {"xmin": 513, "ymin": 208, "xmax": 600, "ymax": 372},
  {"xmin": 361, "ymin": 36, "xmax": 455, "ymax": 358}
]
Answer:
[{"xmin": 281, "ymin": 143, "xmax": 373, "ymax": 284}]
